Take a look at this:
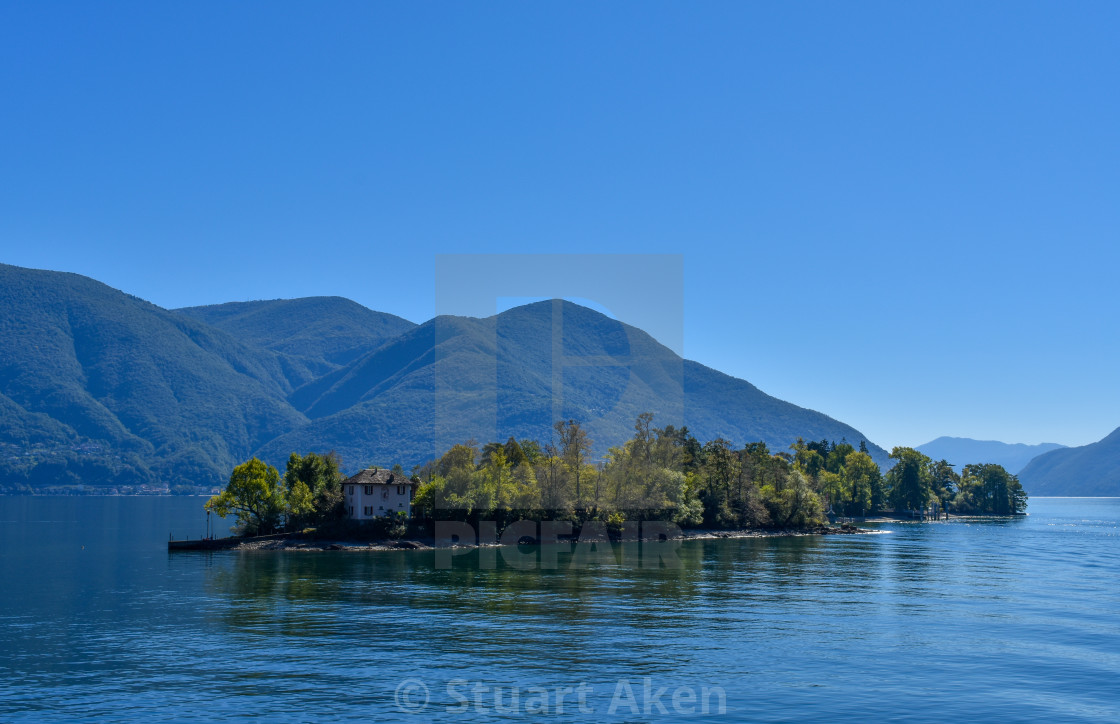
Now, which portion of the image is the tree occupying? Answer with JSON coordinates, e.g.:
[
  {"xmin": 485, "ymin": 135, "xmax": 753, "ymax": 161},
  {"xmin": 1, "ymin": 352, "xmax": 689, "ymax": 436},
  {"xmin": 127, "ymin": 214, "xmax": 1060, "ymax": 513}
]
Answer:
[
  {"xmin": 958, "ymin": 463, "xmax": 1027, "ymax": 515},
  {"xmin": 503, "ymin": 437, "xmax": 528, "ymax": 468},
  {"xmin": 928, "ymin": 459, "xmax": 960, "ymax": 506},
  {"xmin": 759, "ymin": 469, "xmax": 824, "ymax": 528},
  {"xmin": 555, "ymin": 419, "xmax": 591, "ymax": 507},
  {"xmin": 886, "ymin": 447, "xmax": 933, "ymax": 514},
  {"xmin": 700, "ymin": 438, "xmax": 739, "ymax": 526},
  {"xmin": 842, "ymin": 451, "xmax": 879, "ymax": 516},
  {"xmin": 206, "ymin": 458, "xmax": 286, "ymax": 536},
  {"xmin": 283, "ymin": 451, "xmax": 344, "ymax": 530},
  {"xmin": 791, "ymin": 439, "xmax": 825, "ymax": 482}
]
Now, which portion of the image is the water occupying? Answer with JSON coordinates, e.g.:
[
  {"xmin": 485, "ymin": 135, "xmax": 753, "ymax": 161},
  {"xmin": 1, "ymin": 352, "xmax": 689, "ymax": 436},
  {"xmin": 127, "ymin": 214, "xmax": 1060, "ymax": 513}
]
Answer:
[{"xmin": 1, "ymin": 497, "xmax": 1118, "ymax": 722}]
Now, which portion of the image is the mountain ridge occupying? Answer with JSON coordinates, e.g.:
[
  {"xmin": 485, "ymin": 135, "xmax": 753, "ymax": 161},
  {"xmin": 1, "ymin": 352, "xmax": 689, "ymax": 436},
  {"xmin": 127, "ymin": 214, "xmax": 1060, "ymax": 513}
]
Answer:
[
  {"xmin": 2, "ymin": 263, "xmax": 890, "ymax": 490},
  {"xmin": 916, "ymin": 436, "xmax": 1066, "ymax": 475},
  {"xmin": 255, "ymin": 299, "xmax": 891, "ymax": 471},
  {"xmin": 1018, "ymin": 427, "xmax": 1120, "ymax": 496}
]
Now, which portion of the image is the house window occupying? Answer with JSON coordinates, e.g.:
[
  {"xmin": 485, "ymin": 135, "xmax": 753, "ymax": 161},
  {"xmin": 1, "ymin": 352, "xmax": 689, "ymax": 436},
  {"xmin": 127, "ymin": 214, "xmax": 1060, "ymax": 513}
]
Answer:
[
  {"xmin": 363, "ymin": 506, "xmax": 373, "ymax": 516},
  {"xmin": 397, "ymin": 485, "xmax": 406, "ymax": 495},
  {"xmin": 364, "ymin": 485, "xmax": 374, "ymax": 496},
  {"xmin": 349, "ymin": 486, "xmax": 354, "ymax": 495},
  {"xmin": 349, "ymin": 505, "xmax": 354, "ymax": 516}
]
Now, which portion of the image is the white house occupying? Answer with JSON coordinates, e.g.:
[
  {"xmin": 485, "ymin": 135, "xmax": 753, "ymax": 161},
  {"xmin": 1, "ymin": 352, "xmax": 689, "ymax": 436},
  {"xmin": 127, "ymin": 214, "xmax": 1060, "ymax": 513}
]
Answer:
[{"xmin": 343, "ymin": 467, "xmax": 413, "ymax": 520}]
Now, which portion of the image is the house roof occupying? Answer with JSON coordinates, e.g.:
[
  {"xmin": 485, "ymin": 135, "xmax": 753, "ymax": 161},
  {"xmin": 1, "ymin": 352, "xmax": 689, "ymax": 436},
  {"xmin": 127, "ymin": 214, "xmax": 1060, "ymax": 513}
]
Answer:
[{"xmin": 344, "ymin": 468, "xmax": 407, "ymax": 486}]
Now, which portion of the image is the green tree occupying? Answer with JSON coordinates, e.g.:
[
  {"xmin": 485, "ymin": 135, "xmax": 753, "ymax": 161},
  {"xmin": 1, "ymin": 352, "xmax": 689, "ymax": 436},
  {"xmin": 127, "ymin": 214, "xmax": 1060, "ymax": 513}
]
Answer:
[
  {"xmin": 555, "ymin": 419, "xmax": 591, "ymax": 507},
  {"xmin": 791, "ymin": 439, "xmax": 825, "ymax": 482},
  {"xmin": 886, "ymin": 447, "xmax": 933, "ymax": 514},
  {"xmin": 842, "ymin": 450, "xmax": 879, "ymax": 516},
  {"xmin": 283, "ymin": 451, "xmax": 344, "ymax": 530},
  {"xmin": 928, "ymin": 459, "xmax": 960, "ymax": 507},
  {"xmin": 206, "ymin": 458, "xmax": 286, "ymax": 536},
  {"xmin": 700, "ymin": 437, "xmax": 740, "ymax": 526},
  {"xmin": 819, "ymin": 470, "xmax": 848, "ymax": 514},
  {"xmin": 759, "ymin": 469, "xmax": 824, "ymax": 528},
  {"xmin": 958, "ymin": 463, "xmax": 1027, "ymax": 515}
]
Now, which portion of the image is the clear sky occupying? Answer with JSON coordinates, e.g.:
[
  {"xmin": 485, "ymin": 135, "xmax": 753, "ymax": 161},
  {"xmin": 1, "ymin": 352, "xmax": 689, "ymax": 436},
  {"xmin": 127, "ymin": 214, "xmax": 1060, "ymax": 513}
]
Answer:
[{"xmin": 2, "ymin": 2, "xmax": 1118, "ymax": 450}]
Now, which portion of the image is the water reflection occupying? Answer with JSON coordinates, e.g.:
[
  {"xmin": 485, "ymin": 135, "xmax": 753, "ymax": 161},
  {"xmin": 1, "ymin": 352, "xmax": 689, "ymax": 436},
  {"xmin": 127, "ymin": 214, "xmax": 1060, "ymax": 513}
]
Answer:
[{"xmin": 6, "ymin": 498, "xmax": 1120, "ymax": 723}]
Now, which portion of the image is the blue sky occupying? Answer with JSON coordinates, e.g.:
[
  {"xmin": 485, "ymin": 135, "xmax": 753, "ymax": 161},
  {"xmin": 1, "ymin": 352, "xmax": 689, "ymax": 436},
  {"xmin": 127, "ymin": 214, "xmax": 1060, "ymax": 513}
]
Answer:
[{"xmin": 2, "ymin": 2, "xmax": 1118, "ymax": 449}]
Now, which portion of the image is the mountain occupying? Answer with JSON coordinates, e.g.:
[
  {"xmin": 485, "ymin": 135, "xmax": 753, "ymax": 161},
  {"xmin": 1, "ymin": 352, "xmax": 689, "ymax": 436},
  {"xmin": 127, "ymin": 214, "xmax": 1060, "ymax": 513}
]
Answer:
[
  {"xmin": 916, "ymin": 437, "xmax": 1066, "ymax": 475},
  {"xmin": 176, "ymin": 298, "xmax": 415, "ymax": 388},
  {"xmin": 2, "ymin": 264, "xmax": 891, "ymax": 492},
  {"xmin": 0, "ymin": 264, "xmax": 307, "ymax": 491},
  {"xmin": 1017, "ymin": 427, "xmax": 1120, "ymax": 496},
  {"xmin": 257, "ymin": 300, "xmax": 891, "ymax": 470}
]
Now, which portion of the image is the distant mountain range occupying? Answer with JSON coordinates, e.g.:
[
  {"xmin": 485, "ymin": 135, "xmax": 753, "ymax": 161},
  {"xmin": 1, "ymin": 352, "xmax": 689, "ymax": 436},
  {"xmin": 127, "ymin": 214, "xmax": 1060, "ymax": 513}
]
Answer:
[
  {"xmin": 916, "ymin": 437, "xmax": 1066, "ymax": 475},
  {"xmin": 1018, "ymin": 427, "xmax": 1120, "ymax": 496},
  {"xmin": 1, "ymin": 263, "xmax": 890, "ymax": 492}
]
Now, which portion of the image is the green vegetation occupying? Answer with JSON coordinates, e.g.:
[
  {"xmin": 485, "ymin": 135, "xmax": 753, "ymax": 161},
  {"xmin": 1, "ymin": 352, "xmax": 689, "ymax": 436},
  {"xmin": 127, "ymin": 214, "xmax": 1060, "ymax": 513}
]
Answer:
[
  {"xmin": 205, "ymin": 452, "xmax": 345, "ymax": 535},
  {"xmin": 0, "ymin": 263, "xmax": 305, "ymax": 493},
  {"xmin": 176, "ymin": 297, "xmax": 415, "ymax": 389},
  {"xmin": 412, "ymin": 415, "xmax": 839, "ymax": 530},
  {"xmin": 882, "ymin": 447, "xmax": 1028, "ymax": 516},
  {"xmin": 207, "ymin": 422, "xmax": 1029, "ymax": 538},
  {"xmin": 253, "ymin": 299, "xmax": 894, "ymax": 475},
  {"xmin": 410, "ymin": 416, "xmax": 1027, "ymax": 532},
  {"xmin": 956, "ymin": 463, "xmax": 1029, "ymax": 515},
  {"xmin": 3, "ymin": 267, "xmax": 894, "ymax": 493},
  {"xmin": 2, "ymin": 264, "xmax": 1040, "ymax": 512}
]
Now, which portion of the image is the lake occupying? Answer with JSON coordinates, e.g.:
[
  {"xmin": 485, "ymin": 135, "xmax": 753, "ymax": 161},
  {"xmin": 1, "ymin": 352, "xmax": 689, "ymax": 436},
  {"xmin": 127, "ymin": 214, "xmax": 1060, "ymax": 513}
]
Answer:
[{"xmin": 1, "ymin": 497, "xmax": 1118, "ymax": 722}]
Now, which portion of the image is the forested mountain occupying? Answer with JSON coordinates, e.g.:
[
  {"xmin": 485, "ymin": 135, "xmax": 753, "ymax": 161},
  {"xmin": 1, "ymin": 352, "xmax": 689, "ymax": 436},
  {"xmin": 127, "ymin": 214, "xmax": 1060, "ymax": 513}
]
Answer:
[
  {"xmin": 1018, "ymin": 427, "xmax": 1120, "ymax": 496},
  {"xmin": 177, "ymin": 298, "xmax": 415, "ymax": 389},
  {"xmin": 916, "ymin": 437, "xmax": 1066, "ymax": 475},
  {"xmin": 1, "ymin": 264, "xmax": 889, "ymax": 492},
  {"xmin": 256, "ymin": 300, "xmax": 891, "ymax": 471},
  {"xmin": 0, "ymin": 264, "xmax": 307, "ymax": 491}
]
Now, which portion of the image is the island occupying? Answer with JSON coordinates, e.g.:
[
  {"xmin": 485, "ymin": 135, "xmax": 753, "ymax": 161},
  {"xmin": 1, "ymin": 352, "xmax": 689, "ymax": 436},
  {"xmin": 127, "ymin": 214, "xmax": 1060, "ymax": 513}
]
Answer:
[{"xmin": 169, "ymin": 412, "xmax": 1028, "ymax": 552}]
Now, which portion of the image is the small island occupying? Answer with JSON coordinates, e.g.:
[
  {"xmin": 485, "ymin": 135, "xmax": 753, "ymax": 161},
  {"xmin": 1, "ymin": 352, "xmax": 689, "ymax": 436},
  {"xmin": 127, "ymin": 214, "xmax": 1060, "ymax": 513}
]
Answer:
[{"xmin": 177, "ymin": 412, "xmax": 1028, "ymax": 552}]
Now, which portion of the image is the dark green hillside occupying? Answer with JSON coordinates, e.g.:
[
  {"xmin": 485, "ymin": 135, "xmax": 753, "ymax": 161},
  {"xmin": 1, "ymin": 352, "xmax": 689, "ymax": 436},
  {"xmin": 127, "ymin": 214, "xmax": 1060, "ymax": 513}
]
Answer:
[
  {"xmin": 257, "ymin": 300, "xmax": 889, "ymax": 471},
  {"xmin": 1018, "ymin": 427, "xmax": 1120, "ymax": 496},
  {"xmin": 3, "ymin": 267, "xmax": 892, "ymax": 489},
  {"xmin": 177, "ymin": 298, "xmax": 416, "ymax": 388},
  {"xmin": 0, "ymin": 264, "xmax": 306, "ymax": 491}
]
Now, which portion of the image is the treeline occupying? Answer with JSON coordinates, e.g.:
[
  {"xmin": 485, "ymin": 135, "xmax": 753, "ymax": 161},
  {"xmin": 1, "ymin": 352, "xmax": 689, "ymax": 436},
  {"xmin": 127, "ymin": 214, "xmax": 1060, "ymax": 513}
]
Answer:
[
  {"xmin": 412, "ymin": 413, "xmax": 1028, "ymax": 528},
  {"xmin": 207, "ymin": 413, "xmax": 1028, "ymax": 536}
]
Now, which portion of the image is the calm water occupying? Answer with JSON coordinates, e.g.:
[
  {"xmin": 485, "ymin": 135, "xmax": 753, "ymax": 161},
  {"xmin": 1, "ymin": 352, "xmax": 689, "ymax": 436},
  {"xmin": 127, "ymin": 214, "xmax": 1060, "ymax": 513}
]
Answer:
[{"xmin": 1, "ymin": 497, "xmax": 1118, "ymax": 723}]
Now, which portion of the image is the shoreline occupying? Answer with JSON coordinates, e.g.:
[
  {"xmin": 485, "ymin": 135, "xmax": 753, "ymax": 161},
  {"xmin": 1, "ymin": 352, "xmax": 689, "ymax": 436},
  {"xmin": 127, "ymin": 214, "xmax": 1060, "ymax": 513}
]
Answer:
[{"xmin": 170, "ymin": 523, "xmax": 874, "ymax": 552}]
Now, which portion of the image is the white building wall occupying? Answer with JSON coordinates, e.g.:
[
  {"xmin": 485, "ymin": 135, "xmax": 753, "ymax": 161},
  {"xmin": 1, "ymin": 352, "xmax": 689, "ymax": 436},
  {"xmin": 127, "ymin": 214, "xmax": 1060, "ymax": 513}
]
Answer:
[{"xmin": 345, "ymin": 482, "xmax": 412, "ymax": 520}]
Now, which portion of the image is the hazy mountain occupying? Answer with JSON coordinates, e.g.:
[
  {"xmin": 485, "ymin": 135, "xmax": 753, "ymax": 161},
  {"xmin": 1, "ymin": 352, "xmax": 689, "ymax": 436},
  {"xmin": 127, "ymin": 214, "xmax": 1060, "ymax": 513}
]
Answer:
[
  {"xmin": 1017, "ymin": 427, "xmax": 1120, "ymax": 496},
  {"xmin": 257, "ymin": 300, "xmax": 891, "ymax": 471},
  {"xmin": 176, "ymin": 297, "xmax": 415, "ymax": 388},
  {"xmin": 2, "ymin": 265, "xmax": 890, "ymax": 491},
  {"xmin": 916, "ymin": 437, "xmax": 1066, "ymax": 474},
  {"xmin": 0, "ymin": 264, "xmax": 306, "ymax": 491}
]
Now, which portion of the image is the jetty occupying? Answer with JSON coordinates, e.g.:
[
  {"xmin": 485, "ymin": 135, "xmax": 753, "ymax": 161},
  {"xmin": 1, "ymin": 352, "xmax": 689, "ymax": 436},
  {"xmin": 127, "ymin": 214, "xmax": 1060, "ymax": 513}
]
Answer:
[{"xmin": 168, "ymin": 532, "xmax": 291, "ymax": 551}]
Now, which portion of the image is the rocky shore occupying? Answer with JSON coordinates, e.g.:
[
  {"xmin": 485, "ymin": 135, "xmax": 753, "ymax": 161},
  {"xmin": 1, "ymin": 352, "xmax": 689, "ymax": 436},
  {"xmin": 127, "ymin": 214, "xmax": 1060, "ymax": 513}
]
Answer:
[{"xmin": 171, "ymin": 522, "xmax": 872, "ymax": 552}]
